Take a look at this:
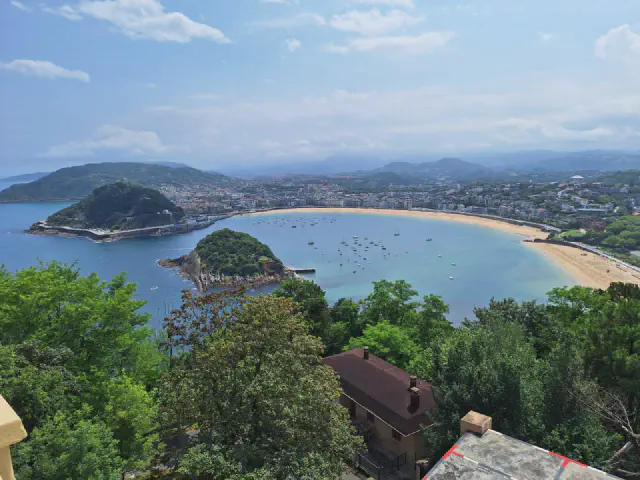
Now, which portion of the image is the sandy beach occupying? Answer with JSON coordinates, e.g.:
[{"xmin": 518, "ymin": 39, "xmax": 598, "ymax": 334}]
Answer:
[{"xmin": 247, "ymin": 208, "xmax": 640, "ymax": 289}]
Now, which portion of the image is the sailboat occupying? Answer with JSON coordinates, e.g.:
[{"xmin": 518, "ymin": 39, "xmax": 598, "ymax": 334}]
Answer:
[
  {"xmin": 394, "ymin": 229, "xmax": 400, "ymax": 237},
  {"xmin": 308, "ymin": 240, "xmax": 314, "ymax": 245}
]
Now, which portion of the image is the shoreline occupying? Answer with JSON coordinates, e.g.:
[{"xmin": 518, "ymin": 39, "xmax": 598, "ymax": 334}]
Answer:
[{"xmin": 245, "ymin": 207, "xmax": 640, "ymax": 289}]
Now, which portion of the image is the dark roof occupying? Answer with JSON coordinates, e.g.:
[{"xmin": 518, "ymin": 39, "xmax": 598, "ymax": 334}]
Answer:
[
  {"xmin": 323, "ymin": 348, "xmax": 435, "ymax": 435},
  {"xmin": 425, "ymin": 430, "xmax": 621, "ymax": 480}
]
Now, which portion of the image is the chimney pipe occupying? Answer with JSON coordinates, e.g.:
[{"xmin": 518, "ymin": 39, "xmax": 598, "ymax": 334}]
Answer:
[
  {"xmin": 409, "ymin": 375, "xmax": 417, "ymax": 389},
  {"xmin": 409, "ymin": 386, "xmax": 420, "ymax": 411},
  {"xmin": 363, "ymin": 346, "xmax": 369, "ymax": 360}
]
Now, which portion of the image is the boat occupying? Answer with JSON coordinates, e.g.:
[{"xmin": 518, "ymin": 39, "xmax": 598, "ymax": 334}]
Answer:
[
  {"xmin": 450, "ymin": 276, "xmax": 454, "ymax": 280},
  {"xmin": 394, "ymin": 229, "xmax": 400, "ymax": 236},
  {"xmin": 426, "ymin": 238, "xmax": 433, "ymax": 242},
  {"xmin": 308, "ymin": 240, "xmax": 314, "ymax": 245},
  {"xmin": 292, "ymin": 225, "xmax": 297, "ymax": 228},
  {"xmin": 451, "ymin": 263, "xmax": 456, "ymax": 266},
  {"xmin": 150, "ymin": 286, "xmax": 158, "ymax": 291},
  {"xmin": 353, "ymin": 236, "xmax": 358, "ymax": 239},
  {"xmin": 438, "ymin": 255, "xmax": 442, "ymax": 258}
]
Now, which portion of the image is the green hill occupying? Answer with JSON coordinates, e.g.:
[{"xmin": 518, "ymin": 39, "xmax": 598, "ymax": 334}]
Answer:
[
  {"xmin": 45, "ymin": 181, "xmax": 185, "ymax": 231},
  {"xmin": 0, "ymin": 162, "xmax": 236, "ymax": 202},
  {"xmin": 195, "ymin": 229, "xmax": 285, "ymax": 277}
]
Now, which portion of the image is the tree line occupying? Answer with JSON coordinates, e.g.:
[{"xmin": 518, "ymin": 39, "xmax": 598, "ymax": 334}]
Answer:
[{"xmin": 1, "ymin": 263, "xmax": 638, "ymax": 478}]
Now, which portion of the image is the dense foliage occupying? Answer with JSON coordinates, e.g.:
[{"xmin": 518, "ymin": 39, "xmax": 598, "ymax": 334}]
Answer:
[
  {"xmin": 579, "ymin": 216, "xmax": 640, "ymax": 252},
  {"xmin": 2, "ymin": 262, "xmax": 639, "ymax": 478},
  {"xmin": 46, "ymin": 181, "xmax": 185, "ymax": 230},
  {"xmin": 0, "ymin": 162, "xmax": 234, "ymax": 202},
  {"xmin": 0, "ymin": 262, "xmax": 162, "ymax": 479},
  {"xmin": 162, "ymin": 292, "xmax": 364, "ymax": 479},
  {"xmin": 194, "ymin": 228, "xmax": 285, "ymax": 277}
]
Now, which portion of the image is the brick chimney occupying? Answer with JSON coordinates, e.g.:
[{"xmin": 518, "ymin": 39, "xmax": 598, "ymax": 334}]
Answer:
[
  {"xmin": 409, "ymin": 386, "xmax": 420, "ymax": 411},
  {"xmin": 409, "ymin": 375, "xmax": 417, "ymax": 389},
  {"xmin": 460, "ymin": 411, "xmax": 492, "ymax": 436},
  {"xmin": 363, "ymin": 346, "xmax": 369, "ymax": 360}
]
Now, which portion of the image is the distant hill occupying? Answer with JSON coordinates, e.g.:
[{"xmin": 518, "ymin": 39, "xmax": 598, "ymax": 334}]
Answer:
[
  {"xmin": 0, "ymin": 172, "xmax": 50, "ymax": 183},
  {"xmin": 45, "ymin": 181, "xmax": 185, "ymax": 231},
  {"xmin": 521, "ymin": 151, "xmax": 640, "ymax": 173},
  {"xmin": 597, "ymin": 170, "xmax": 640, "ymax": 187},
  {"xmin": 0, "ymin": 162, "xmax": 236, "ymax": 202},
  {"xmin": 371, "ymin": 158, "xmax": 493, "ymax": 180}
]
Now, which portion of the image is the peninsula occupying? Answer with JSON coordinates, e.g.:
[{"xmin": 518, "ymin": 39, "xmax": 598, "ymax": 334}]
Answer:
[
  {"xmin": 26, "ymin": 181, "xmax": 198, "ymax": 240},
  {"xmin": 159, "ymin": 228, "xmax": 291, "ymax": 291}
]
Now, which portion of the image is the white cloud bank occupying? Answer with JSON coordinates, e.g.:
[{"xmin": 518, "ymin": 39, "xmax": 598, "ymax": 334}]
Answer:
[
  {"xmin": 595, "ymin": 24, "xmax": 640, "ymax": 60},
  {"xmin": 356, "ymin": 0, "xmax": 414, "ymax": 7},
  {"xmin": 0, "ymin": 59, "xmax": 90, "ymax": 82},
  {"xmin": 10, "ymin": 1, "xmax": 32, "ymax": 12},
  {"xmin": 43, "ymin": 0, "xmax": 230, "ymax": 43},
  {"xmin": 327, "ymin": 31, "xmax": 454, "ymax": 54},
  {"xmin": 330, "ymin": 9, "xmax": 422, "ymax": 36},
  {"xmin": 41, "ymin": 125, "xmax": 184, "ymax": 157}
]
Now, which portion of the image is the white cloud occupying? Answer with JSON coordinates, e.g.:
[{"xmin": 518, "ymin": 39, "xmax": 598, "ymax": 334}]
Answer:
[
  {"xmin": 10, "ymin": 1, "xmax": 32, "ymax": 12},
  {"xmin": 356, "ymin": 0, "xmax": 414, "ymax": 8},
  {"xmin": 328, "ymin": 31, "xmax": 454, "ymax": 54},
  {"xmin": 41, "ymin": 125, "xmax": 184, "ymax": 157},
  {"xmin": 251, "ymin": 12, "xmax": 325, "ymax": 28},
  {"xmin": 595, "ymin": 25, "xmax": 640, "ymax": 60},
  {"xmin": 538, "ymin": 32, "xmax": 555, "ymax": 43},
  {"xmin": 285, "ymin": 38, "xmax": 301, "ymax": 52},
  {"xmin": 330, "ymin": 9, "xmax": 422, "ymax": 36},
  {"xmin": 41, "ymin": 4, "xmax": 82, "ymax": 20},
  {"xmin": 45, "ymin": 0, "xmax": 230, "ymax": 43},
  {"xmin": 0, "ymin": 59, "xmax": 90, "ymax": 82}
]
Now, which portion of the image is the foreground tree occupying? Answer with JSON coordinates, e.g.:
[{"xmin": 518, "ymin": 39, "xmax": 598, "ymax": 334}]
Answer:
[{"xmin": 163, "ymin": 294, "xmax": 363, "ymax": 479}]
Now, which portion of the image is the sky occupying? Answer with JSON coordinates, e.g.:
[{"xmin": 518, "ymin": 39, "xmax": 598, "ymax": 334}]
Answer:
[{"xmin": 1, "ymin": 0, "xmax": 639, "ymax": 174}]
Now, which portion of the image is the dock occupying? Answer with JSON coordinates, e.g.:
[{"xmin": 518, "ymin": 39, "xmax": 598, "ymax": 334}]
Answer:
[{"xmin": 288, "ymin": 267, "xmax": 316, "ymax": 274}]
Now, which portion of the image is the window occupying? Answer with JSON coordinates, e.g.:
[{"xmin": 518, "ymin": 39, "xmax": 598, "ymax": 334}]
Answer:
[
  {"xmin": 392, "ymin": 429, "xmax": 402, "ymax": 441},
  {"xmin": 367, "ymin": 411, "xmax": 375, "ymax": 423}
]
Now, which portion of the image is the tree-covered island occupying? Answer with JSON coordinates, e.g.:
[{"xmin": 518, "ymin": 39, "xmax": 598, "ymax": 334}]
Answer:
[
  {"xmin": 159, "ymin": 228, "xmax": 289, "ymax": 291},
  {"xmin": 27, "ymin": 181, "xmax": 186, "ymax": 239}
]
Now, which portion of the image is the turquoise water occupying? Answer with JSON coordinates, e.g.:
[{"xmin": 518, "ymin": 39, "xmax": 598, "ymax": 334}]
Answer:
[{"xmin": 0, "ymin": 203, "xmax": 575, "ymax": 327}]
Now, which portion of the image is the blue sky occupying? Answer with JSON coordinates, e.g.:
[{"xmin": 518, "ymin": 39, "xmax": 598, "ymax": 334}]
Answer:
[{"xmin": 1, "ymin": 0, "xmax": 639, "ymax": 173}]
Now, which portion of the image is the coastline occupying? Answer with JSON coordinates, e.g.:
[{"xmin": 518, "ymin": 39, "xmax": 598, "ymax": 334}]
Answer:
[{"xmin": 246, "ymin": 207, "xmax": 640, "ymax": 289}]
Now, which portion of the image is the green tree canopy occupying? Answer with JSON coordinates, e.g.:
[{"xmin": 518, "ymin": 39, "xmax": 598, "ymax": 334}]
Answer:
[{"xmin": 162, "ymin": 294, "xmax": 363, "ymax": 479}]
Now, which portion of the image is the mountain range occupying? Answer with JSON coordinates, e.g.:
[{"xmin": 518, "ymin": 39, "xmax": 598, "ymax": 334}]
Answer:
[{"xmin": 0, "ymin": 162, "xmax": 236, "ymax": 203}]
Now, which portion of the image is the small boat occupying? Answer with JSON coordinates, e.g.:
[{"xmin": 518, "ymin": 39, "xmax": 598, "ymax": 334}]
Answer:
[
  {"xmin": 382, "ymin": 247, "xmax": 387, "ymax": 250},
  {"xmin": 450, "ymin": 276, "xmax": 454, "ymax": 280},
  {"xmin": 438, "ymin": 255, "xmax": 442, "ymax": 258},
  {"xmin": 292, "ymin": 225, "xmax": 297, "ymax": 228},
  {"xmin": 150, "ymin": 286, "xmax": 158, "ymax": 291},
  {"xmin": 308, "ymin": 240, "xmax": 314, "ymax": 245},
  {"xmin": 353, "ymin": 236, "xmax": 358, "ymax": 239},
  {"xmin": 394, "ymin": 229, "xmax": 400, "ymax": 236},
  {"xmin": 426, "ymin": 238, "xmax": 433, "ymax": 242},
  {"xmin": 451, "ymin": 263, "xmax": 456, "ymax": 266},
  {"xmin": 353, "ymin": 270, "xmax": 357, "ymax": 274}
]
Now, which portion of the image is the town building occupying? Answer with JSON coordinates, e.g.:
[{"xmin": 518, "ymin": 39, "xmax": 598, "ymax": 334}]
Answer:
[{"xmin": 323, "ymin": 347, "xmax": 434, "ymax": 479}]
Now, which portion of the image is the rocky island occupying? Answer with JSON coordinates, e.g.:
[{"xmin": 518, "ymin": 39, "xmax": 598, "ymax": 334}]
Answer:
[
  {"xmin": 159, "ymin": 228, "xmax": 292, "ymax": 291},
  {"xmin": 27, "ymin": 181, "xmax": 188, "ymax": 240}
]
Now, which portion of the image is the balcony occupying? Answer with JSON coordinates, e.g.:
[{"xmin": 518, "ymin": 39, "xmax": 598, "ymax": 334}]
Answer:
[{"xmin": 0, "ymin": 395, "xmax": 27, "ymax": 480}]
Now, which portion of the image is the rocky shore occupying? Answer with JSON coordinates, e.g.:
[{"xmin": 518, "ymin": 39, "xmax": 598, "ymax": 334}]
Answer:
[{"xmin": 158, "ymin": 251, "xmax": 293, "ymax": 292}]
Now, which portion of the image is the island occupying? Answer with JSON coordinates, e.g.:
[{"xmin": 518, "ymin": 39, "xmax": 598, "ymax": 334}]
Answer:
[
  {"xmin": 26, "ymin": 181, "xmax": 213, "ymax": 241},
  {"xmin": 159, "ymin": 228, "xmax": 292, "ymax": 291}
]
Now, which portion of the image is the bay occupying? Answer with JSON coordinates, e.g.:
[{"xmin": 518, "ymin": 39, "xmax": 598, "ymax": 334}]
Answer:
[{"xmin": 0, "ymin": 203, "xmax": 575, "ymax": 328}]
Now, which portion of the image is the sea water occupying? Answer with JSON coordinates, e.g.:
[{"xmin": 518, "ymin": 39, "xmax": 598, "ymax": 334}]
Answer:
[{"xmin": 0, "ymin": 204, "xmax": 575, "ymax": 328}]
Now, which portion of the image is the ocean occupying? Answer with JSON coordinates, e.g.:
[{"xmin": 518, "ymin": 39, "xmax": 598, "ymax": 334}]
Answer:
[{"xmin": 0, "ymin": 203, "xmax": 576, "ymax": 328}]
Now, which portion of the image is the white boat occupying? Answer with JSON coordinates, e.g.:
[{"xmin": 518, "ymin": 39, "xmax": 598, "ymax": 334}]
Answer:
[
  {"xmin": 450, "ymin": 276, "xmax": 454, "ymax": 280},
  {"xmin": 438, "ymin": 255, "xmax": 442, "ymax": 258}
]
